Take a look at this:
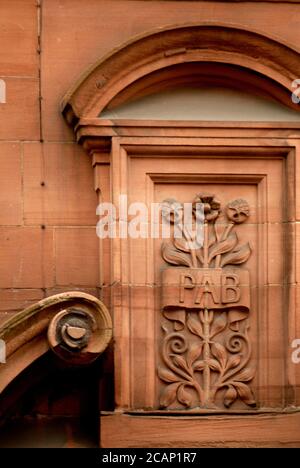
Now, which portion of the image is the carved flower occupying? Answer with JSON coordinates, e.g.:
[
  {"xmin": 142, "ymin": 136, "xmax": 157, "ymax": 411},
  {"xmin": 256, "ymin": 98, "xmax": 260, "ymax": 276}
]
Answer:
[
  {"xmin": 226, "ymin": 199, "xmax": 250, "ymax": 224},
  {"xmin": 161, "ymin": 198, "xmax": 183, "ymax": 224},
  {"xmin": 192, "ymin": 194, "xmax": 221, "ymax": 222}
]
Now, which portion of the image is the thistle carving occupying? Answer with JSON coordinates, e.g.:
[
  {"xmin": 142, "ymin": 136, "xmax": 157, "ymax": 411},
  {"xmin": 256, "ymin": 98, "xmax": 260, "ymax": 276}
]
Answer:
[{"xmin": 158, "ymin": 194, "xmax": 256, "ymax": 411}]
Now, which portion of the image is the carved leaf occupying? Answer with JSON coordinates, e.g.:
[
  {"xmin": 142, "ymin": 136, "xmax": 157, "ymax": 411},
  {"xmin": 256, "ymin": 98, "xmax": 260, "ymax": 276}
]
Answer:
[
  {"xmin": 157, "ymin": 366, "xmax": 179, "ymax": 383},
  {"xmin": 211, "ymin": 342, "xmax": 227, "ymax": 369},
  {"xmin": 186, "ymin": 314, "xmax": 203, "ymax": 337},
  {"xmin": 160, "ymin": 382, "xmax": 180, "ymax": 408},
  {"xmin": 193, "ymin": 360, "xmax": 206, "ymax": 371},
  {"xmin": 235, "ymin": 367, "xmax": 256, "ymax": 382},
  {"xmin": 177, "ymin": 385, "xmax": 193, "ymax": 407},
  {"xmin": 214, "ymin": 222, "xmax": 225, "ymax": 243},
  {"xmin": 173, "ymin": 355, "xmax": 189, "ymax": 374},
  {"xmin": 226, "ymin": 354, "xmax": 241, "ymax": 371},
  {"xmin": 224, "ymin": 386, "xmax": 238, "ymax": 408},
  {"xmin": 162, "ymin": 242, "xmax": 192, "ymax": 267},
  {"xmin": 220, "ymin": 242, "xmax": 251, "ymax": 267},
  {"xmin": 208, "ymin": 232, "xmax": 238, "ymax": 263},
  {"xmin": 208, "ymin": 230, "xmax": 216, "ymax": 247},
  {"xmin": 187, "ymin": 342, "xmax": 203, "ymax": 367},
  {"xmin": 210, "ymin": 312, "xmax": 227, "ymax": 338},
  {"xmin": 234, "ymin": 382, "xmax": 256, "ymax": 407},
  {"xmin": 174, "ymin": 237, "xmax": 191, "ymax": 253},
  {"xmin": 207, "ymin": 359, "xmax": 221, "ymax": 372}
]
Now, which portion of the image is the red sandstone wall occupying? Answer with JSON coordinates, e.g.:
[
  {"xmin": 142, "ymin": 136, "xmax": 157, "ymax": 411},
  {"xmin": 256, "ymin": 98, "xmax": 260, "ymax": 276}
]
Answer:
[{"xmin": 0, "ymin": 0, "xmax": 299, "ymax": 322}]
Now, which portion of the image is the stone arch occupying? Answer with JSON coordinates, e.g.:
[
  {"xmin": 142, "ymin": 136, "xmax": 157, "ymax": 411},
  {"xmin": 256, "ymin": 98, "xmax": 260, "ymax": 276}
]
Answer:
[{"xmin": 62, "ymin": 23, "xmax": 300, "ymax": 131}]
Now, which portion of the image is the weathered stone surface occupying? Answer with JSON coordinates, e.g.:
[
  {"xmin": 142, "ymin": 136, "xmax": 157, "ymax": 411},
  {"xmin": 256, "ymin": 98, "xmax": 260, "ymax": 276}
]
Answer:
[{"xmin": 0, "ymin": 0, "xmax": 300, "ymax": 449}]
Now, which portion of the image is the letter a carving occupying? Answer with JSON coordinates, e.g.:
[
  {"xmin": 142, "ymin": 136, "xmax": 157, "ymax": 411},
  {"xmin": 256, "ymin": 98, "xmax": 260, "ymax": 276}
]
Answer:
[{"xmin": 195, "ymin": 275, "xmax": 220, "ymax": 306}]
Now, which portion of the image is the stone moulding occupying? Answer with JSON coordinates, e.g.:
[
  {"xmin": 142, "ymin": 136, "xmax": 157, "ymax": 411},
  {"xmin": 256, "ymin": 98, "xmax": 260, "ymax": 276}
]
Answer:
[
  {"xmin": 0, "ymin": 292, "xmax": 112, "ymax": 394},
  {"xmin": 61, "ymin": 23, "xmax": 300, "ymax": 139}
]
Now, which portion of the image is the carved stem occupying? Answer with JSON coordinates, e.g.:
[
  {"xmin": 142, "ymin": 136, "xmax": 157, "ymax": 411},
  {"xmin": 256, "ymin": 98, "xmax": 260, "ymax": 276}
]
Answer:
[
  {"xmin": 215, "ymin": 223, "xmax": 234, "ymax": 268},
  {"xmin": 183, "ymin": 226, "xmax": 198, "ymax": 268},
  {"xmin": 202, "ymin": 308, "xmax": 211, "ymax": 406}
]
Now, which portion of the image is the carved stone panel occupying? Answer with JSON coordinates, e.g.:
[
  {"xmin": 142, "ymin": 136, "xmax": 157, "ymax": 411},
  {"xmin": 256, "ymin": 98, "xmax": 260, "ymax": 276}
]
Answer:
[
  {"xmin": 104, "ymin": 138, "xmax": 294, "ymax": 414},
  {"xmin": 158, "ymin": 195, "xmax": 255, "ymax": 411}
]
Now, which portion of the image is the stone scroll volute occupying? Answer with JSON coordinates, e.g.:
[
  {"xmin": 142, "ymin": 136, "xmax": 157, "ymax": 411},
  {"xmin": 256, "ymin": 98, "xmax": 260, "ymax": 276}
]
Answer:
[{"xmin": 158, "ymin": 194, "xmax": 256, "ymax": 411}]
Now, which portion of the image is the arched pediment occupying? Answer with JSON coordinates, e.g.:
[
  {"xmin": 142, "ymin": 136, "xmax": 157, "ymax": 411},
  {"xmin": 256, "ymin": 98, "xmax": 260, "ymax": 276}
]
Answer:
[{"xmin": 62, "ymin": 23, "xmax": 300, "ymax": 132}]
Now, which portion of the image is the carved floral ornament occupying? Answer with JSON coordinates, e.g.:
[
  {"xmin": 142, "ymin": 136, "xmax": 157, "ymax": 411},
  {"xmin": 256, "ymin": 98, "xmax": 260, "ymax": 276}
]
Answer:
[{"xmin": 158, "ymin": 194, "xmax": 256, "ymax": 411}]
